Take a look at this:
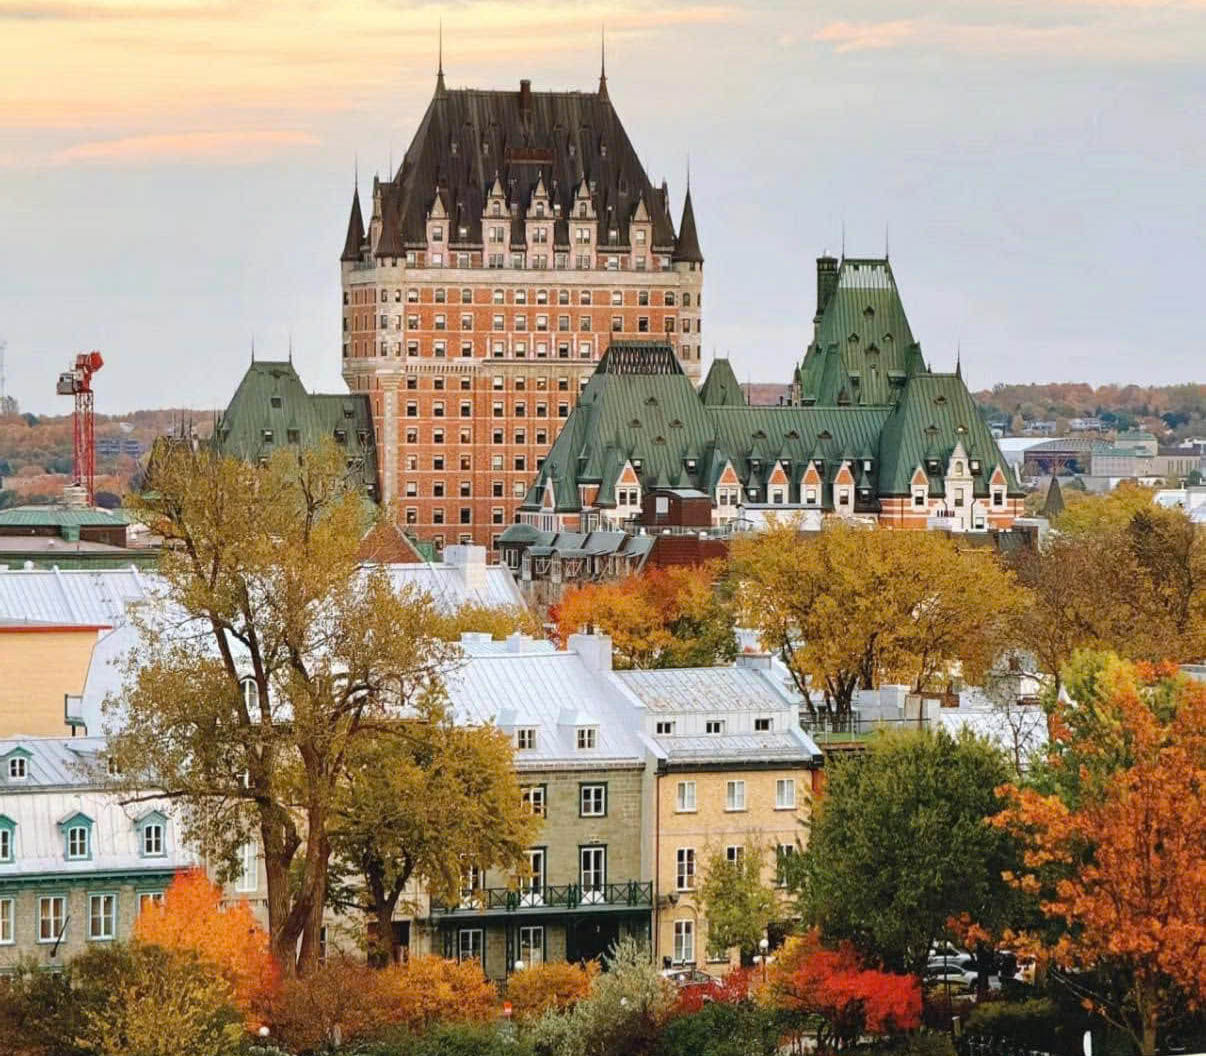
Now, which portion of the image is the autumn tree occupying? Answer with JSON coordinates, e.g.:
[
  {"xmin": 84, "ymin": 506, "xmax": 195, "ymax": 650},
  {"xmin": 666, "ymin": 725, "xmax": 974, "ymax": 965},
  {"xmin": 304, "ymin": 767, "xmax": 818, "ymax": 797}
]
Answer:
[
  {"xmin": 552, "ymin": 563, "xmax": 735, "ymax": 669},
  {"xmin": 791, "ymin": 728, "xmax": 1023, "ymax": 978},
  {"xmin": 107, "ymin": 442, "xmax": 458, "ymax": 974},
  {"xmin": 696, "ymin": 845, "xmax": 777, "ymax": 961},
  {"xmin": 506, "ymin": 960, "xmax": 598, "ymax": 1023},
  {"xmin": 730, "ymin": 521, "xmax": 1027, "ymax": 718},
  {"xmin": 134, "ymin": 868, "xmax": 277, "ymax": 1021},
  {"xmin": 434, "ymin": 601, "xmax": 544, "ymax": 642},
  {"xmin": 764, "ymin": 931, "xmax": 921, "ymax": 1053},
  {"xmin": 328, "ymin": 719, "xmax": 538, "ymax": 965},
  {"xmin": 993, "ymin": 656, "xmax": 1206, "ymax": 1056}
]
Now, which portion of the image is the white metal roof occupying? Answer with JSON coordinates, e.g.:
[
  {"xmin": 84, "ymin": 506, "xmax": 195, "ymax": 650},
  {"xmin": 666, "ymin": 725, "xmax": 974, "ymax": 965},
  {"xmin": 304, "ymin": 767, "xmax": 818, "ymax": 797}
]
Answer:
[
  {"xmin": 0, "ymin": 566, "xmax": 153, "ymax": 627},
  {"xmin": 615, "ymin": 664, "xmax": 796, "ymax": 713}
]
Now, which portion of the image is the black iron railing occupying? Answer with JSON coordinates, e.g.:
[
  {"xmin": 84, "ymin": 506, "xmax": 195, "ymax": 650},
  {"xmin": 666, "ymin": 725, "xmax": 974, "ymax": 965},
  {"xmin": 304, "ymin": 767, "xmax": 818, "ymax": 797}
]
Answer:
[{"xmin": 431, "ymin": 881, "xmax": 653, "ymax": 915}]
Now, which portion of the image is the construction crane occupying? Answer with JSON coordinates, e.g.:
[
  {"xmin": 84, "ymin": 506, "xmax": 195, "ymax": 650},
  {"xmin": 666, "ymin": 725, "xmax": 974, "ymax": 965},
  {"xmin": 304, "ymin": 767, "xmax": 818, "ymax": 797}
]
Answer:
[{"xmin": 56, "ymin": 351, "xmax": 104, "ymax": 506}]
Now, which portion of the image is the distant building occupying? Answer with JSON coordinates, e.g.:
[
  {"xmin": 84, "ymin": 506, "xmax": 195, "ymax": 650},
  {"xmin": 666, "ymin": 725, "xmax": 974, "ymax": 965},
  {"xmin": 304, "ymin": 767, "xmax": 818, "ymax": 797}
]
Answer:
[
  {"xmin": 1066, "ymin": 417, "xmax": 1104, "ymax": 433},
  {"xmin": 0, "ymin": 737, "xmax": 195, "ymax": 972}
]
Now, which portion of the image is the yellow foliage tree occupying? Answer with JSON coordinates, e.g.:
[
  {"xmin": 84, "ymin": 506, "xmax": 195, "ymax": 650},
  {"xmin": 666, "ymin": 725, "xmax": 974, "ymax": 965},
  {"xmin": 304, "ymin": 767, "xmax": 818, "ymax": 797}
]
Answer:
[{"xmin": 506, "ymin": 960, "xmax": 598, "ymax": 1023}]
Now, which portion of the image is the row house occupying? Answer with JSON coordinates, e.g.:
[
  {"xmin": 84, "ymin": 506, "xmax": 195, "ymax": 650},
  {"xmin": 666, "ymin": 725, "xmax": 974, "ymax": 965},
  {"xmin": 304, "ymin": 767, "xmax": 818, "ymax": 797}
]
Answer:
[
  {"xmin": 0, "ymin": 737, "xmax": 194, "ymax": 972},
  {"xmin": 339, "ymin": 65, "xmax": 704, "ymax": 551}
]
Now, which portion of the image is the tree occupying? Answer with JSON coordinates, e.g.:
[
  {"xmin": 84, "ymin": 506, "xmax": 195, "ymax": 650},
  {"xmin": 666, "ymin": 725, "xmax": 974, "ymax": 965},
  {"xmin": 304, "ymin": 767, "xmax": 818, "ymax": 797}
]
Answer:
[
  {"xmin": 696, "ymin": 845, "xmax": 777, "ymax": 960},
  {"xmin": 133, "ymin": 868, "xmax": 278, "ymax": 1022},
  {"xmin": 730, "ymin": 521, "xmax": 1027, "ymax": 719},
  {"xmin": 1051, "ymin": 481, "xmax": 1157, "ymax": 536},
  {"xmin": 73, "ymin": 944, "xmax": 244, "ymax": 1056},
  {"xmin": 993, "ymin": 657, "xmax": 1206, "ymax": 1056},
  {"xmin": 553, "ymin": 564, "xmax": 735, "ymax": 669},
  {"xmin": 435, "ymin": 601, "xmax": 545, "ymax": 642},
  {"xmin": 764, "ymin": 931, "xmax": 921, "ymax": 1053},
  {"xmin": 328, "ymin": 720, "xmax": 538, "ymax": 965},
  {"xmin": 108, "ymin": 442, "xmax": 458, "ymax": 974},
  {"xmin": 791, "ymin": 728, "xmax": 1022, "ymax": 978},
  {"xmin": 507, "ymin": 961, "xmax": 598, "ymax": 1023}
]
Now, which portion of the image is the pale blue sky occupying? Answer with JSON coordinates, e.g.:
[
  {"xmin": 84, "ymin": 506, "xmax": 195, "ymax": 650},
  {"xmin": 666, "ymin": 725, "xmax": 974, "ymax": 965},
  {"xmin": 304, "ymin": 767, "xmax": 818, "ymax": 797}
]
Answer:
[{"xmin": 1, "ymin": 0, "xmax": 1203, "ymax": 414}]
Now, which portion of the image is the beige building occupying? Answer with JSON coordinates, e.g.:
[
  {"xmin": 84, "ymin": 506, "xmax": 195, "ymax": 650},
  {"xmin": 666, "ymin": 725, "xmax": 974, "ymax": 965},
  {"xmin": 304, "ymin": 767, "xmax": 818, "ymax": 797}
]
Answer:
[
  {"xmin": 0, "ymin": 624, "xmax": 110, "ymax": 737},
  {"xmin": 614, "ymin": 658, "xmax": 824, "ymax": 972}
]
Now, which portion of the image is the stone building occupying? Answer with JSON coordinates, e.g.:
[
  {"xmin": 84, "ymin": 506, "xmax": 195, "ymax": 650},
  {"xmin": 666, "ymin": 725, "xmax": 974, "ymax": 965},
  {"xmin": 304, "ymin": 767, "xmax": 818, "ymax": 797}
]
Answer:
[
  {"xmin": 519, "ymin": 258, "xmax": 1025, "ymax": 533},
  {"xmin": 0, "ymin": 737, "xmax": 194, "ymax": 972},
  {"xmin": 339, "ymin": 63, "xmax": 704, "ymax": 552}
]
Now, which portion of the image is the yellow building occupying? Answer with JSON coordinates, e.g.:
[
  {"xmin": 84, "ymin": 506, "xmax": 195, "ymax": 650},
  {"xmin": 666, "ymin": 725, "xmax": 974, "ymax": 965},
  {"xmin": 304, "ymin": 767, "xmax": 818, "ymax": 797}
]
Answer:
[
  {"xmin": 615, "ymin": 657, "xmax": 824, "ymax": 973},
  {"xmin": 0, "ymin": 623, "xmax": 110, "ymax": 737}
]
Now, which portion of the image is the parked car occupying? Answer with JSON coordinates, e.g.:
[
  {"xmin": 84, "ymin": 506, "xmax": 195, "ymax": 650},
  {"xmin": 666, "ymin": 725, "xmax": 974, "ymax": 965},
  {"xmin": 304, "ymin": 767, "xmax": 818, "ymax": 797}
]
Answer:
[
  {"xmin": 927, "ymin": 952, "xmax": 975, "ymax": 971},
  {"xmin": 923, "ymin": 963, "xmax": 977, "ymax": 995}
]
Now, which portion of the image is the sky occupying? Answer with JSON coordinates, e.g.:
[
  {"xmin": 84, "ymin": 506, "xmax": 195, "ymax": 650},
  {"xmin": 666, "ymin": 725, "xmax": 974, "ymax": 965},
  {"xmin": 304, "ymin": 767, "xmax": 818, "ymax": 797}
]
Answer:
[{"xmin": 0, "ymin": 0, "xmax": 1203, "ymax": 415}]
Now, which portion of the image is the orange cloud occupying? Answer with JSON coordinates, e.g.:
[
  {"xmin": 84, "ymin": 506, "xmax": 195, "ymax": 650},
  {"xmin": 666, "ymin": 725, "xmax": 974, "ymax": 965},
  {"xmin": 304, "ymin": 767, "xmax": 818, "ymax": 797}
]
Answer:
[{"xmin": 50, "ymin": 129, "xmax": 320, "ymax": 164}]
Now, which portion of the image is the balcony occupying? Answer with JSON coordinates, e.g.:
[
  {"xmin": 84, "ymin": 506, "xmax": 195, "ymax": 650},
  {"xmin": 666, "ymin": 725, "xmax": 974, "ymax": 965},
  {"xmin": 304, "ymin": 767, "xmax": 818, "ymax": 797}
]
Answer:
[{"xmin": 431, "ymin": 881, "xmax": 653, "ymax": 917}]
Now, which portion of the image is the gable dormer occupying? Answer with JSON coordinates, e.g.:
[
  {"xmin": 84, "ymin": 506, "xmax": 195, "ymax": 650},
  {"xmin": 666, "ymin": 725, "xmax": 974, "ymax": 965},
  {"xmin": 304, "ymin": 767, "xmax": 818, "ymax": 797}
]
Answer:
[
  {"xmin": 426, "ymin": 189, "xmax": 448, "ymax": 264},
  {"xmin": 134, "ymin": 809, "xmax": 168, "ymax": 858},
  {"xmin": 910, "ymin": 465, "xmax": 930, "ymax": 510},
  {"xmin": 833, "ymin": 461, "xmax": 856, "ymax": 515},
  {"xmin": 767, "ymin": 460, "xmax": 790, "ymax": 504},
  {"xmin": 629, "ymin": 193, "xmax": 653, "ymax": 263},
  {"xmin": 800, "ymin": 461, "xmax": 823, "ymax": 506},
  {"xmin": 0, "ymin": 813, "xmax": 15, "ymax": 863},
  {"xmin": 988, "ymin": 464, "xmax": 1009, "ymax": 510},
  {"xmin": 3, "ymin": 746, "xmax": 31, "ymax": 782},
  {"xmin": 526, "ymin": 174, "xmax": 551, "ymax": 219},
  {"xmin": 946, "ymin": 440, "xmax": 972, "ymax": 481},
  {"xmin": 58, "ymin": 810, "xmax": 94, "ymax": 861},
  {"xmin": 573, "ymin": 176, "xmax": 596, "ymax": 220}
]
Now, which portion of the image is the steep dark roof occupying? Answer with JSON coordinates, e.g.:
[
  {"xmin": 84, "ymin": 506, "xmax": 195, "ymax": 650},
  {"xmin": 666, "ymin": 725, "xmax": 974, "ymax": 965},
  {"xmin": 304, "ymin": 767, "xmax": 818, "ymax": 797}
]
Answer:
[
  {"xmin": 672, "ymin": 187, "xmax": 703, "ymax": 263},
  {"xmin": 341, "ymin": 186, "xmax": 365, "ymax": 262},
  {"xmin": 361, "ymin": 79, "xmax": 679, "ymax": 255},
  {"xmin": 1042, "ymin": 476, "xmax": 1065, "ymax": 518},
  {"xmin": 699, "ymin": 358, "xmax": 745, "ymax": 407},
  {"xmin": 214, "ymin": 361, "xmax": 379, "ymax": 499},
  {"xmin": 796, "ymin": 258, "xmax": 924, "ymax": 407}
]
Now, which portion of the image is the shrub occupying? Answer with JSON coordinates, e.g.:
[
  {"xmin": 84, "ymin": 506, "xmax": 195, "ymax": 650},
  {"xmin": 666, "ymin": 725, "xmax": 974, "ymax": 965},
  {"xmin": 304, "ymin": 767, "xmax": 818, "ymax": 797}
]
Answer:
[
  {"xmin": 355, "ymin": 1022, "xmax": 534, "ymax": 1056},
  {"xmin": 271, "ymin": 960, "xmax": 397, "ymax": 1052},
  {"xmin": 508, "ymin": 961, "xmax": 597, "ymax": 1023},
  {"xmin": 656, "ymin": 1001, "xmax": 780, "ymax": 1056},
  {"xmin": 382, "ymin": 955, "xmax": 497, "ymax": 1032}
]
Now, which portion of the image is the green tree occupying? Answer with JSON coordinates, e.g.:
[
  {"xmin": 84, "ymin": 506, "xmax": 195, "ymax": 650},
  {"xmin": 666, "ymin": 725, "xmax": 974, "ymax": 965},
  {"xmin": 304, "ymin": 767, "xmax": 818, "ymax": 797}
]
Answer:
[
  {"xmin": 328, "ymin": 719, "xmax": 538, "ymax": 965},
  {"xmin": 790, "ymin": 728, "xmax": 1022, "ymax": 977},
  {"xmin": 695, "ymin": 845, "xmax": 777, "ymax": 960},
  {"xmin": 108, "ymin": 442, "xmax": 458, "ymax": 974}
]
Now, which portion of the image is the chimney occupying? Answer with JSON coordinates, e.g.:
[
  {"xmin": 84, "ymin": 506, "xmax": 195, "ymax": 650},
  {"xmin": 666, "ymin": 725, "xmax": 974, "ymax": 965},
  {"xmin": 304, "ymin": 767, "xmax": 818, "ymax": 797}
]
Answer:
[
  {"xmin": 816, "ymin": 255, "xmax": 839, "ymax": 318},
  {"xmin": 443, "ymin": 544, "xmax": 487, "ymax": 593},
  {"xmin": 519, "ymin": 79, "xmax": 532, "ymax": 113},
  {"xmin": 568, "ymin": 632, "xmax": 613, "ymax": 673}
]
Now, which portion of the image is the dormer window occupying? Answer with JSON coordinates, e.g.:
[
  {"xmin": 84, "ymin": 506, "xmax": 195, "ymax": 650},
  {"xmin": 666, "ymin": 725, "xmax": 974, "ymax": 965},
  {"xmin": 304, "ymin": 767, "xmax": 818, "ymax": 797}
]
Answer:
[
  {"xmin": 431, "ymin": 225, "xmax": 444, "ymax": 243},
  {"xmin": 632, "ymin": 458, "xmax": 642, "ymax": 471},
  {"xmin": 8, "ymin": 757, "xmax": 26, "ymax": 780},
  {"xmin": 970, "ymin": 459, "xmax": 981, "ymax": 474},
  {"xmin": 136, "ymin": 812, "xmax": 167, "ymax": 858},
  {"xmin": 261, "ymin": 429, "xmax": 273, "ymax": 444},
  {"xmin": 705, "ymin": 720, "xmax": 725, "ymax": 735},
  {"xmin": 0, "ymin": 816, "xmax": 14, "ymax": 863},
  {"xmin": 863, "ymin": 459, "xmax": 873, "ymax": 472},
  {"xmin": 576, "ymin": 727, "xmax": 597, "ymax": 750},
  {"xmin": 516, "ymin": 728, "xmax": 536, "ymax": 751},
  {"xmin": 270, "ymin": 396, "xmax": 282, "ymax": 409},
  {"xmin": 59, "ymin": 814, "xmax": 93, "ymax": 861}
]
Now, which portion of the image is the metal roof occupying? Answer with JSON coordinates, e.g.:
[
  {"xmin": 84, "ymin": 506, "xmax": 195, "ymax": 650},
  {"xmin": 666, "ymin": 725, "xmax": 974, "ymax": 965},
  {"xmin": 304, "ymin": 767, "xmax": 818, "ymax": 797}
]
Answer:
[
  {"xmin": 0, "ymin": 566, "xmax": 153, "ymax": 627},
  {"xmin": 616, "ymin": 665, "xmax": 794, "ymax": 713},
  {"xmin": 0, "ymin": 507, "xmax": 132, "ymax": 528},
  {"xmin": 654, "ymin": 729, "xmax": 817, "ymax": 765}
]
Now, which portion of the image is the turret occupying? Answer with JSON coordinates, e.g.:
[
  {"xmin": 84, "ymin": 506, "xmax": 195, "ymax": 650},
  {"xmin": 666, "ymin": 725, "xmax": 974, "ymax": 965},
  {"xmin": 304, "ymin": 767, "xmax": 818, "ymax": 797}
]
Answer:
[
  {"xmin": 816, "ymin": 255, "xmax": 838, "ymax": 318},
  {"xmin": 672, "ymin": 187, "xmax": 703, "ymax": 267}
]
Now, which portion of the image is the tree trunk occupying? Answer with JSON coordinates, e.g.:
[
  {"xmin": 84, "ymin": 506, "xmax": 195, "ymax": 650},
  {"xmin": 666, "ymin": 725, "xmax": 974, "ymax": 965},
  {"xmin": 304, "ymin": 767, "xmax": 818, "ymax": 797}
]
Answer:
[{"xmin": 1140, "ymin": 1004, "xmax": 1158, "ymax": 1056}]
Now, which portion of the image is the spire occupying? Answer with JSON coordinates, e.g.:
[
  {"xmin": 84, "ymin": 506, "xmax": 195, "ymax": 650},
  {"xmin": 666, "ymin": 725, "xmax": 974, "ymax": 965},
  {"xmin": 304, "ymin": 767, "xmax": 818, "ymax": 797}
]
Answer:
[
  {"xmin": 341, "ymin": 177, "xmax": 365, "ymax": 262},
  {"xmin": 435, "ymin": 20, "xmax": 446, "ymax": 97},
  {"xmin": 672, "ymin": 172, "xmax": 703, "ymax": 264},
  {"xmin": 955, "ymin": 345, "xmax": 962, "ymax": 380},
  {"xmin": 598, "ymin": 24, "xmax": 608, "ymax": 100}
]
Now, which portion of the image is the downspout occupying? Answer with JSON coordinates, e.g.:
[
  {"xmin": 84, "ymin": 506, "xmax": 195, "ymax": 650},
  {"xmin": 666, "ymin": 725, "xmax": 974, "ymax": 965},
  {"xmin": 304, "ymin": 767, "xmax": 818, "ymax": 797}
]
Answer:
[{"xmin": 653, "ymin": 770, "xmax": 661, "ymax": 965}]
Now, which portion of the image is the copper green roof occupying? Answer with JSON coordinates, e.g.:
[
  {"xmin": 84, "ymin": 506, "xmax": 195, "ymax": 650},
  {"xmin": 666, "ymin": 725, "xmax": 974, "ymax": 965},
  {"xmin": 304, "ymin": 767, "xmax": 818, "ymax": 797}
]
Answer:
[
  {"xmin": 214, "ymin": 361, "xmax": 379, "ymax": 499},
  {"xmin": 796, "ymin": 258, "xmax": 924, "ymax": 407},
  {"xmin": 699, "ymin": 358, "xmax": 745, "ymax": 407},
  {"xmin": 0, "ymin": 508, "xmax": 131, "ymax": 527}
]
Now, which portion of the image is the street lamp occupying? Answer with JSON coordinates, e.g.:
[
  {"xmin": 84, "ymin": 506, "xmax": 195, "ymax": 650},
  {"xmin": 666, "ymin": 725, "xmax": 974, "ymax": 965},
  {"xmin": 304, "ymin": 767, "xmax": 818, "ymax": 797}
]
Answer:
[
  {"xmin": 514, "ymin": 960, "xmax": 525, "ymax": 973},
  {"xmin": 759, "ymin": 938, "xmax": 770, "ymax": 984}
]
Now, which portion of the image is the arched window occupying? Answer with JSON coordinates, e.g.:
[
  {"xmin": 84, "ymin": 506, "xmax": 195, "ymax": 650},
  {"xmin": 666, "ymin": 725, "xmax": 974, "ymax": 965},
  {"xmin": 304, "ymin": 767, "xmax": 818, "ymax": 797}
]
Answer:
[{"xmin": 241, "ymin": 677, "xmax": 260, "ymax": 712}]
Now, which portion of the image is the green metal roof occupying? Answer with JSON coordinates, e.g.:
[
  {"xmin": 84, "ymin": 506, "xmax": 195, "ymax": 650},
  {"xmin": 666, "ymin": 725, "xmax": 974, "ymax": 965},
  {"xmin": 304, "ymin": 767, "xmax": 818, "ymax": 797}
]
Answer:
[
  {"xmin": 214, "ymin": 361, "xmax": 379, "ymax": 498},
  {"xmin": 0, "ymin": 508, "xmax": 131, "ymax": 527},
  {"xmin": 698, "ymin": 358, "xmax": 746, "ymax": 407},
  {"xmin": 796, "ymin": 258, "xmax": 924, "ymax": 407}
]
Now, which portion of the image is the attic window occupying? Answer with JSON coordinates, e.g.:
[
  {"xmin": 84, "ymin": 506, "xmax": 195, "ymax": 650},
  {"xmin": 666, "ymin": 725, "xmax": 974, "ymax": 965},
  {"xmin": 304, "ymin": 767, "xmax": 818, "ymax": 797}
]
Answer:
[
  {"xmin": 334, "ymin": 429, "xmax": 347, "ymax": 444},
  {"xmin": 685, "ymin": 458, "xmax": 697, "ymax": 471},
  {"xmin": 261, "ymin": 429, "xmax": 274, "ymax": 443},
  {"xmin": 8, "ymin": 756, "xmax": 27, "ymax": 780},
  {"xmin": 632, "ymin": 458, "xmax": 643, "ymax": 471},
  {"xmin": 884, "ymin": 333, "xmax": 894, "ymax": 343},
  {"xmin": 970, "ymin": 459, "xmax": 981, "ymax": 474},
  {"xmin": 576, "ymin": 727, "xmax": 597, "ymax": 750},
  {"xmin": 817, "ymin": 430, "xmax": 832, "ymax": 441},
  {"xmin": 752, "ymin": 430, "xmax": 767, "ymax": 440},
  {"xmin": 864, "ymin": 306, "xmax": 875, "ymax": 319},
  {"xmin": 786, "ymin": 430, "xmax": 800, "ymax": 440},
  {"xmin": 645, "ymin": 396, "xmax": 658, "ymax": 407},
  {"xmin": 270, "ymin": 396, "xmax": 282, "ymax": 409},
  {"xmin": 287, "ymin": 428, "xmax": 300, "ymax": 444},
  {"xmin": 934, "ymin": 395, "xmax": 947, "ymax": 406},
  {"xmin": 516, "ymin": 728, "xmax": 536, "ymax": 751},
  {"xmin": 669, "ymin": 419, "xmax": 683, "ymax": 429},
  {"xmin": 343, "ymin": 407, "xmax": 355, "ymax": 419},
  {"xmin": 654, "ymin": 435, "xmax": 666, "ymax": 445},
  {"xmin": 629, "ymin": 418, "xmax": 641, "ymax": 428},
  {"xmin": 956, "ymin": 424, "xmax": 968, "ymax": 434},
  {"xmin": 848, "ymin": 333, "xmax": 859, "ymax": 344}
]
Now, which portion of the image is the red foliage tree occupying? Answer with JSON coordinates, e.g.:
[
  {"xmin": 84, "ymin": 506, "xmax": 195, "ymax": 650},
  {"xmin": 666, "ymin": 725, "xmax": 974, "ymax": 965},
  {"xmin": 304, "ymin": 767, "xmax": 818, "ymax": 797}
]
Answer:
[
  {"xmin": 673, "ymin": 967, "xmax": 754, "ymax": 1016},
  {"xmin": 767, "ymin": 932, "xmax": 921, "ymax": 1052}
]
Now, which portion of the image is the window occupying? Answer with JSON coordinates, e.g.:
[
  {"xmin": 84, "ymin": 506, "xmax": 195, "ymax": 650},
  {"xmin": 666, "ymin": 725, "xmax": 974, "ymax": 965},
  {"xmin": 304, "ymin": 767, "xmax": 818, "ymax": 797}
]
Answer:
[
  {"xmin": 705, "ymin": 719, "xmax": 725, "ymax": 735},
  {"xmin": 725, "ymin": 780, "xmax": 747, "ymax": 812},
  {"xmin": 726, "ymin": 845, "xmax": 744, "ymax": 865},
  {"xmin": 673, "ymin": 920, "xmax": 695, "ymax": 965},
  {"xmin": 580, "ymin": 846, "xmax": 606, "ymax": 896},
  {"xmin": 576, "ymin": 727, "xmax": 597, "ymax": 750},
  {"xmin": 141, "ymin": 821, "xmax": 164, "ymax": 857},
  {"xmin": 458, "ymin": 928, "xmax": 484, "ymax": 963},
  {"xmin": 754, "ymin": 717, "xmax": 772, "ymax": 732},
  {"xmin": 655, "ymin": 720, "xmax": 675, "ymax": 735},
  {"xmin": 0, "ymin": 897, "xmax": 12, "ymax": 945},
  {"xmin": 675, "ymin": 780, "xmax": 696, "ymax": 812},
  {"xmin": 611, "ymin": 316, "xmax": 622, "ymax": 333},
  {"xmin": 38, "ymin": 895, "xmax": 65, "ymax": 943},
  {"xmin": 236, "ymin": 840, "xmax": 258, "ymax": 893},
  {"xmin": 521, "ymin": 786, "xmax": 546, "ymax": 816},
  {"xmin": 676, "ymin": 848, "xmax": 696, "ymax": 890},
  {"xmin": 519, "ymin": 925, "xmax": 544, "ymax": 967},
  {"xmin": 0, "ymin": 825, "xmax": 10, "ymax": 863},
  {"xmin": 138, "ymin": 891, "xmax": 164, "ymax": 915},
  {"xmin": 775, "ymin": 844, "xmax": 796, "ymax": 887},
  {"xmin": 516, "ymin": 728, "xmax": 536, "ymax": 751},
  {"xmin": 66, "ymin": 824, "xmax": 89, "ymax": 860},
  {"xmin": 776, "ymin": 778, "xmax": 796, "ymax": 810},
  {"xmin": 88, "ymin": 893, "xmax": 116, "ymax": 940},
  {"xmin": 580, "ymin": 784, "xmax": 606, "ymax": 816}
]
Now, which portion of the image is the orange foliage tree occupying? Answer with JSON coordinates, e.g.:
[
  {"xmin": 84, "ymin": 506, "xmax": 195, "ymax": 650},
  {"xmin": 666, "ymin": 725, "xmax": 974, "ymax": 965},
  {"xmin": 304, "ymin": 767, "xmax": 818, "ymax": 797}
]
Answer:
[
  {"xmin": 382, "ymin": 955, "xmax": 498, "ymax": 1032},
  {"xmin": 764, "ymin": 932, "xmax": 921, "ymax": 1053},
  {"xmin": 134, "ymin": 868, "xmax": 278, "ymax": 1023},
  {"xmin": 993, "ymin": 657, "xmax": 1206, "ymax": 1056},
  {"xmin": 506, "ymin": 960, "xmax": 598, "ymax": 1023},
  {"xmin": 551, "ymin": 563, "xmax": 735, "ymax": 669}
]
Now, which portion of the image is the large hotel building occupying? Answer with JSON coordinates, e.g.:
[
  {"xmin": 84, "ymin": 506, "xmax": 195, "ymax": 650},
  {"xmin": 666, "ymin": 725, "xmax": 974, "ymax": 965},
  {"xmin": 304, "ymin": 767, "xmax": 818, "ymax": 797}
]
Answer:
[{"xmin": 339, "ymin": 64, "xmax": 704, "ymax": 551}]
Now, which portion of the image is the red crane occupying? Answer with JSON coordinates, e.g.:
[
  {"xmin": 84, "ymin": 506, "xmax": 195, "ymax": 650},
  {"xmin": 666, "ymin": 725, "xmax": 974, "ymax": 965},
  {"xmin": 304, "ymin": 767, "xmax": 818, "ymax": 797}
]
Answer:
[{"xmin": 56, "ymin": 351, "xmax": 104, "ymax": 506}]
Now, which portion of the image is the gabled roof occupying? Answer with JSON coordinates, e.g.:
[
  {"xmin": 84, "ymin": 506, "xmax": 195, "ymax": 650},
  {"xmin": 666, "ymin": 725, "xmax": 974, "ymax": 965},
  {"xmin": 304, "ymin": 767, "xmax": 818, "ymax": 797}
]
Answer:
[
  {"xmin": 214, "ymin": 361, "xmax": 379, "ymax": 498},
  {"xmin": 358, "ymin": 79, "xmax": 679, "ymax": 257}
]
